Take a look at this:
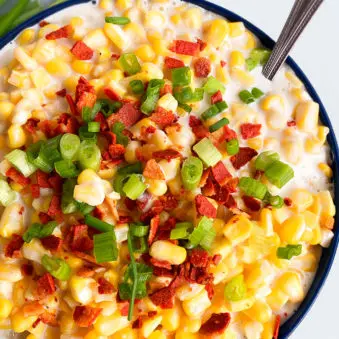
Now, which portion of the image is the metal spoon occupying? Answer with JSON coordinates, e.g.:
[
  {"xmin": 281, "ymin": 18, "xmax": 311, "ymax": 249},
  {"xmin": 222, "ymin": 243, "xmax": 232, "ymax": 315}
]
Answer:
[{"xmin": 262, "ymin": 0, "xmax": 324, "ymax": 80}]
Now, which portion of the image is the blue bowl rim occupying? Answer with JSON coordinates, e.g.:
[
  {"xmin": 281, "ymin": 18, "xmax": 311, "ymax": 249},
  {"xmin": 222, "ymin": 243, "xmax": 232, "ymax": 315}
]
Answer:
[{"xmin": 0, "ymin": 1, "xmax": 338, "ymax": 338}]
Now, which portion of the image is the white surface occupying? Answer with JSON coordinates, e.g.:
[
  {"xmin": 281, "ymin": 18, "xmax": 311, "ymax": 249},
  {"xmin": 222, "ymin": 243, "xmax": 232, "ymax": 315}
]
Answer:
[{"xmin": 214, "ymin": 1, "xmax": 339, "ymax": 338}]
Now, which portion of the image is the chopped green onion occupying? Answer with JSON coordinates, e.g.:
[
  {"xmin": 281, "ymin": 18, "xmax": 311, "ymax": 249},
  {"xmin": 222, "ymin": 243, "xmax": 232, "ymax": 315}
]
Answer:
[
  {"xmin": 60, "ymin": 134, "xmax": 80, "ymax": 161},
  {"xmin": 132, "ymin": 236, "xmax": 148, "ymax": 253},
  {"xmin": 118, "ymin": 162, "xmax": 143, "ymax": 175},
  {"xmin": 41, "ymin": 255, "xmax": 71, "ymax": 281},
  {"xmin": 6, "ymin": 149, "xmax": 37, "ymax": 177},
  {"xmin": 78, "ymin": 140, "xmax": 101, "ymax": 171},
  {"xmin": 112, "ymin": 122, "xmax": 129, "ymax": 146},
  {"xmin": 75, "ymin": 201, "xmax": 94, "ymax": 215},
  {"xmin": 119, "ymin": 53, "xmax": 141, "ymax": 75},
  {"xmin": 93, "ymin": 231, "xmax": 118, "ymax": 263},
  {"xmin": 129, "ymin": 80, "xmax": 144, "ymax": 95},
  {"xmin": 113, "ymin": 174, "xmax": 131, "ymax": 195},
  {"xmin": 178, "ymin": 103, "xmax": 192, "ymax": 112},
  {"xmin": 269, "ymin": 195, "xmax": 284, "ymax": 208},
  {"xmin": 201, "ymin": 101, "xmax": 228, "ymax": 121},
  {"xmin": 79, "ymin": 125, "xmax": 97, "ymax": 143},
  {"xmin": 82, "ymin": 106, "xmax": 94, "ymax": 123},
  {"xmin": 23, "ymin": 222, "xmax": 58, "ymax": 243},
  {"xmin": 130, "ymin": 223, "xmax": 149, "ymax": 237},
  {"xmin": 85, "ymin": 214, "xmax": 113, "ymax": 232},
  {"xmin": 27, "ymin": 141, "xmax": 54, "ymax": 173},
  {"xmin": 141, "ymin": 79, "xmax": 164, "ymax": 115},
  {"xmin": 215, "ymin": 101, "xmax": 228, "ymax": 112},
  {"xmin": 0, "ymin": 180, "xmax": 16, "ymax": 207},
  {"xmin": 96, "ymin": 99, "xmax": 122, "ymax": 117},
  {"xmin": 123, "ymin": 174, "xmax": 146, "ymax": 200},
  {"xmin": 203, "ymin": 76, "xmax": 225, "ymax": 94},
  {"xmin": 174, "ymin": 87, "xmax": 204, "ymax": 103},
  {"xmin": 199, "ymin": 227, "xmax": 216, "ymax": 250},
  {"xmin": 209, "ymin": 118, "xmax": 229, "ymax": 132},
  {"xmin": 226, "ymin": 139, "xmax": 239, "ymax": 156},
  {"xmin": 88, "ymin": 121, "xmax": 100, "ymax": 133},
  {"xmin": 127, "ymin": 230, "xmax": 137, "ymax": 320},
  {"xmin": 239, "ymin": 90, "xmax": 255, "ymax": 104},
  {"xmin": 193, "ymin": 137, "xmax": 222, "ymax": 167},
  {"xmin": 171, "ymin": 67, "xmax": 191, "ymax": 87},
  {"xmin": 239, "ymin": 177, "xmax": 268, "ymax": 200},
  {"xmin": 265, "ymin": 161, "xmax": 294, "ymax": 188},
  {"xmin": 255, "ymin": 151, "xmax": 280, "ymax": 171},
  {"xmin": 61, "ymin": 179, "xmax": 77, "ymax": 214},
  {"xmin": 105, "ymin": 16, "xmax": 131, "ymax": 25},
  {"xmin": 224, "ymin": 275, "xmax": 247, "ymax": 301},
  {"xmin": 277, "ymin": 244, "xmax": 302, "ymax": 260},
  {"xmin": 170, "ymin": 222, "xmax": 193, "ymax": 239},
  {"xmin": 188, "ymin": 216, "xmax": 214, "ymax": 248},
  {"xmin": 54, "ymin": 160, "xmax": 79, "ymax": 178},
  {"xmin": 246, "ymin": 48, "xmax": 271, "ymax": 71},
  {"xmin": 181, "ymin": 156, "xmax": 203, "ymax": 190},
  {"xmin": 251, "ymin": 87, "xmax": 264, "ymax": 99}
]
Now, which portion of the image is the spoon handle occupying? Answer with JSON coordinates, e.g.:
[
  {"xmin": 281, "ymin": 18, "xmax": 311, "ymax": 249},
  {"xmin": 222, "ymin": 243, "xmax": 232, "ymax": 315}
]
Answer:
[{"xmin": 262, "ymin": 0, "xmax": 324, "ymax": 80}]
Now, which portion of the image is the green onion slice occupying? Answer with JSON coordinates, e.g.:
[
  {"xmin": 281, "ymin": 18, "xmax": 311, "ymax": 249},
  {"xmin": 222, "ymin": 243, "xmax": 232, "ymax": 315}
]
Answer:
[
  {"xmin": 55, "ymin": 160, "xmax": 79, "ymax": 178},
  {"xmin": 0, "ymin": 180, "xmax": 16, "ymax": 207},
  {"xmin": 123, "ymin": 174, "xmax": 146, "ymax": 200},
  {"xmin": 203, "ymin": 76, "xmax": 225, "ymax": 95},
  {"xmin": 6, "ymin": 149, "xmax": 37, "ymax": 177},
  {"xmin": 129, "ymin": 80, "xmax": 144, "ymax": 95},
  {"xmin": 171, "ymin": 67, "xmax": 191, "ymax": 87},
  {"xmin": 181, "ymin": 156, "xmax": 203, "ymax": 190},
  {"xmin": 60, "ymin": 133, "xmax": 80, "ymax": 161},
  {"xmin": 226, "ymin": 139, "xmax": 239, "ymax": 156},
  {"xmin": 255, "ymin": 151, "xmax": 280, "ymax": 171},
  {"xmin": 105, "ymin": 16, "xmax": 131, "ymax": 25},
  {"xmin": 209, "ymin": 118, "xmax": 229, "ymax": 133},
  {"xmin": 85, "ymin": 214, "xmax": 113, "ymax": 232},
  {"xmin": 119, "ymin": 53, "xmax": 141, "ymax": 76},
  {"xmin": 193, "ymin": 137, "xmax": 222, "ymax": 167},
  {"xmin": 78, "ymin": 140, "xmax": 101, "ymax": 171},
  {"xmin": 23, "ymin": 221, "xmax": 58, "ymax": 243},
  {"xmin": 239, "ymin": 177, "xmax": 268, "ymax": 200},
  {"xmin": 88, "ymin": 121, "xmax": 100, "ymax": 133},
  {"xmin": 265, "ymin": 161, "xmax": 294, "ymax": 188},
  {"xmin": 93, "ymin": 230, "xmax": 118, "ymax": 263},
  {"xmin": 277, "ymin": 244, "xmax": 302, "ymax": 260},
  {"xmin": 41, "ymin": 255, "xmax": 71, "ymax": 281}
]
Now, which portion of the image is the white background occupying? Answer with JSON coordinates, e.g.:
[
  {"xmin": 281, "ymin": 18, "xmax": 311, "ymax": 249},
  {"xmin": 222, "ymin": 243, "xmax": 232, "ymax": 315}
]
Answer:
[
  {"xmin": 215, "ymin": 1, "xmax": 339, "ymax": 338},
  {"xmin": 3, "ymin": 0, "xmax": 339, "ymax": 338}
]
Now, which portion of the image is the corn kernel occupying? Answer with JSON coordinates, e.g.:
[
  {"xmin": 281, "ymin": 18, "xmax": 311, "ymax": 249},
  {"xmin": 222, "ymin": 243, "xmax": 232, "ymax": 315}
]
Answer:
[
  {"xmin": 276, "ymin": 271, "xmax": 304, "ymax": 302},
  {"xmin": 64, "ymin": 75, "xmax": 80, "ymax": 93},
  {"xmin": 285, "ymin": 71, "xmax": 303, "ymax": 88},
  {"xmin": 150, "ymin": 240, "xmax": 186, "ymax": 265},
  {"xmin": 182, "ymin": 289, "xmax": 211, "ymax": 318},
  {"xmin": 141, "ymin": 315, "xmax": 162, "ymax": 338},
  {"xmin": 231, "ymin": 68, "xmax": 255, "ymax": 86},
  {"xmin": 83, "ymin": 29, "xmax": 109, "ymax": 49},
  {"xmin": 182, "ymin": 8, "xmax": 202, "ymax": 29},
  {"xmin": 69, "ymin": 275, "xmax": 95, "ymax": 305},
  {"xmin": 244, "ymin": 300, "xmax": 272, "ymax": 323},
  {"xmin": 11, "ymin": 310, "xmax": 37, "ymax": 333},
  {"xmin": 99, "ymin": 0, "xmax": 112, "ymax": 10},
  {"xmin": 171, "ymin": 14, "xmax": 181, "ymax": 25},
  {"xmin": 104, "ymin": 23, "xmax": 130, "ymax": 50},
  {"xmin": 135, "ymin": 44, "xmax": 156, "ymax": 62},
  {"xmin": 230, "ymin": 50, "xmax": 245, "ymax": 69},
  {"xmin": 215, "ymin": 64, "xmax": 231, "ymax": 84},
  {"xmin": 46, "ymin": 58, "xmax": 71, "ymax": 77},
  {"xmin": 71, "ymin": 60, "xmax": 92, "ymax": 74},
  {"xmin": 145, "ymin": 178, "xmax": 168, "ymax": 196},
  {"xmin": 148, "ymin": 330, "xmax": 166, "ymax": 339},
  {"xmin": 278, "ymin": 215, "xmax": 305, "ymax": 244},
  {"xmin": 204, "ymin": 19, "xmax": 229, "ymax": 48},
  {"xmin": 295, "ymin": 101, "xmax": 319, "ymax": 133},
  {"xmin": 266, "ymin": 289, "xmax": 288, "ymax": 311},
  {"xmin": 18, "ymin": 29, "xmax": 36, "ymax": 45},
  {"xmin": 229, "ymin": 22, "xmax": 245, "ymax": 37},
  {"xmin": 318, "ymin": 163, "xmax": 333, "ymax": 178},
  {"xmin": 7, "ymin": 124, "xmax": 27, "ymax": 148},
  {"xmin": 229, "ymin": 296, "xmax": 255, "ymax": 312},
  {"xmin": 290, "ymin": 188, "xmax": 313, "ymax": 212},
  {"xmin": 94, "ymin": 312, "xmax": 129, "ymax": 336},
  {"xmin": 0, "ymin": 101, "xmax": 14, "ymax": 120},
  {"xmin": 144, "ymin": 11, "xmax": 166, "ymax": 28},
  {"xmin": 14, "ymin": 47, "xmax": 38, "ymax": 71},
  {"xmin": 30, "ymin": 68, "xmax": 51, "ymax": 88},
  {"xmin": 223, "ymin": 215, "xmax": 253, "ymax": 245},
  {"xmin": 38, "ymin": 24, "xmax": 59, "ymax": 38},
  {"xmin": 116, "ymin": 0, "xmax": 132, "ymax": 10},
  {"xmin": 161, "ymin": 307, "xmax": 180, "ymax": 331},
  {"xmin": 318, "ymin": 190, "xmax": 336, "ymax": 217},
  {"xmin": 0, "ymin": 298, "xmax": 13, "ymax": 318}
]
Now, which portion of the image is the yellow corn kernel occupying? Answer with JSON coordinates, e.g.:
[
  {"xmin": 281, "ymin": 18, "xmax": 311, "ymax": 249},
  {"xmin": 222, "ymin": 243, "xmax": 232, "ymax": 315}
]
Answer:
[
  {"xmin": 7, "ymin": 124, "xmax": 27, "ymax": 149},
  {"xmin": 150, "ymin": 240, "xmax": 187, "ymax": 265},
  {"xmin": 161, "ymin": 307, "xmax": 180, "ymax": 331},
  {"xmin": 116, "ymin": 0, "xmax": 132, "ymax": 10},
  {"xmin": 182, "ymin": 8, "xmax": 202, "ymax": 29},
  {"xmin": 104, "ymin": 23, "xmax": 130, "ymax": 50},
  {"xmin": 168, "ymin": 175, "xmax": 182, "ymax": 196},
  {"xmin": 290, "ymin": 87, "xmax": 308, "ymax": 101},
  {"xmin": 244, "ymin": 31, "xmax": 256, "ymax": 49},
  {"xmin": 124, "ymin": 140, "xmax": 141, "ymax": 163},
  {"xmin": 229, "ymin": 22, "xmax": 245, "ymax": 37},
  {"xmin": 0, "ymin": 298, "xmax": 13, "ymax": 318},
  {"xmin": 84, "ymin": 330, "xmax": 107, "ymax": 339},
  {"xmin": 112, "ymin": 326, "xmax": 137, "ymax": 339},
  {"xmin": 14, "ymin": 47, "xmax": 38, "ymax": 71},
  {"xmin": 59, "ymin": 313, "xmax": 77, "ymax": 334},
  {"xmin": 0, "ymin": 136, "xmax": 5, "ymax": 148},
  {"xmin": 261, "ymin": 94, "xmax": 285, "ymax": 112},
  {"xmin": 182, "ymin": 289, "xmax": 211, "ymax": 318},
  {"xmin": 71, "ymin": 60, "xmax": 92, "ymax": 74},
  {"xmin": 145, "ymin": 178, "xmax": 167, "ymax": 197},
  {"xmin": 223, "ymin": 215, "xmax": 253, "ymax": 245},
  {"xmin": 46, "ymin": 58, "xmax": 71, "ymax": 77},
  {"xmin": 31, "ymin": 40, "xmax": 56, "ymax": 64},
  {"xmin": 204, "ymin": 19, "xmax": 229, "ymax": 48},
  {"xmin": 8, "ymin": 70, "xmax": 31, "ymax": 89},
  {"xmin": 278, "ymin": 215, "xmax": 305, "ymax": 244},
  {"xmin": 89, "ymin": 79, "xmax": 105, "ymax": 94},
  {"xmin": 38, "ymin": 23, "xmax": 59, "ymax": 38},
  {"xmin": 142, "ymin": 62, "xmax": 164, "ymax": 80},
  {"xmin": 124, "ymin": 22, "xmax": 146, "ymax": 41},
  {"xmin": 70, "ymin": 16, "xmax": 84, "ymax": 28},
  {"xmin": 215, "ymin": 64, "xmax": 231, "ymax": 84},
  {"xmin": 134, "ymin": 44, "xmax": 156, "ymax": 62},
  {"xmin": 30, "ymin": 68, "xmax": 51, "ymax": 89},
  {"xmin": 64, "ymin": 75, "xmax": 80, "ymax": 93},
  {"xmin": 66, "ymin": 256, "xmax": 83, "ymax": 270},
  {"xmin": 69, "ymin": 275, "xmax": 96, "ymax": 305},
  {"xmin": 244, "ymin": 300, "xmax": 272, "ymax": 323},
  {"xmin": 262, "ymin": 317, "xmax": 275, "ymax": 339},
  {"xmin": 295, "ymin": 101, "xmax": 319, "ymax": 133},
  {"xmin": 176, "ymin": 283, "xmax": 205, "ymax": 301},
  {"xmin": 94, "ymin": 312, "xmax": 129, "ymax": 336},
  {"xmin": 141, "ymin": 315, "xmax": 162, "ymax": 338},
  {"xmin": 26, "ymin": 335, "xmax": 37, "ymax": 339},
  {"xmin": 18, "ymin": 29, "xmax": 36, "ymax": 45},
  {"xmin": 259, "ymin": 208, "xmax": 274, "ymax": 235},
  {"xmin": 282, "ymin": 138, "xmax": 302, "ymax": 164},
  {"xmin": 247, "ymin": 137, "xmax": 263, "ymax": 151},
  {"xmin": 276, "ymin": 271, "xmax": 304, "ymax": 302},
  {"xmin": 285, "ymin": 71, "xmax": 303, "ymax": 88},
  {"xmin": 83, "ymin": 28, "xmax": 109, "ymax": 50},
  {"xmin": 151, "ymin": 38, "xmax": 168, "ymax": 56},
  {"xmin": 157, "ymin": 93, "xmax": 178, "ymax": 112},
  {"xmin": 231, "ymin": 68, "xmax": 255, "ymax": 86},
  {"xmin": 99, "ymin": 0, "xmax": 112, "ymax": 10},
  {"xmin": 318, "ymin": 163, "xmax": 333, "ymax": 178},
  {"xmin": 317, "ymin": 126, "xmax": 329, "ymax": 144},
  {"xmin": 11, "ymin": 310, "xmax": 38, "ymax": 333},
  {"xmin": 229, "ymin": 50, "xmax": 245, "ymax": 69},
  {"xmin": 148, "ymin": 330, "xmax": 166, "ymax": 339},
  {"xmin": 175, "ymin": 332, "xmax": 198, "ymax": 339},
  {"xmin": 318, "ymin": 190, "xmax": 336, "ymax": 217},
  {"xmin": 266, "ymin": 289, "xmax": 288, "ymax": 311},
  {"xmin": 0, "ymin": 101, "xmax": 14, "ymax": 120},
  {"xmin": 171, "ymin": 14, "xmax": 181, "ymax": 25},
  {"xmin": 290, "ymin": 188, "xmax": 313, "ymax": 212},
  {"xmin": 144, "ymin": 11, "xmax": 166, "ymax": 28},
  {"xmin": 229, "ymin": 296, "xmax": 255, "ymax": 312}
]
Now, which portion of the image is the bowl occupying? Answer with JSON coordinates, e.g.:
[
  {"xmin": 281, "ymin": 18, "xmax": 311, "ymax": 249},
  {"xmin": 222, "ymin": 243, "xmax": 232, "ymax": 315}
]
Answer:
[{"xmin": 0, "ymin": 0, "xmax": 338, "ymax": 337}]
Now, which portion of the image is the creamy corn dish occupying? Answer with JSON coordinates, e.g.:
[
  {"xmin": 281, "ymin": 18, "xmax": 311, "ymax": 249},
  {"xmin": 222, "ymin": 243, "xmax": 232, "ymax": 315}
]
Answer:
[{"xmin": 0, "ymin": 0, "xmax": 336, "ymax": 338}]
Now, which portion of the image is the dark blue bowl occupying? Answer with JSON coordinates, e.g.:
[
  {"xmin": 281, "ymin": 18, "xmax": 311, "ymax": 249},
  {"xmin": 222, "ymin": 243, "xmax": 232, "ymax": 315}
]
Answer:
[{"xmin": 0, "ymin": 1, "xmax": 338, "ymax": 338}]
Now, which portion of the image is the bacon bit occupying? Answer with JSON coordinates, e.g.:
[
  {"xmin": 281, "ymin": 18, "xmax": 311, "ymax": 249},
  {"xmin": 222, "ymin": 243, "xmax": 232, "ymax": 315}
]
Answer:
[
  {"xmin": 36, "ymin": 170, "xmax": 50, "ymax": 188},
  {"xmin": 160, "ymin": 83, "xmax": 173, "ymax": 96},
  {"xmin": 103, "ymin": 87, "xmax": 121, "ymax": 101},
  {"xmin": 199, "ymin": 313, "xmax": 231, "ymax": 335},
  {"xmin": 107, "ymin": 102, "xmax": 142, "ymax": 128},
  {"xmin": 199, "ymin": 168, "xmax": 211, "ymax": 187},
  {"xmin": 77, "ymin": 91, "xmax": 97, "ymax": 113},
  {"xmin": 21, "ymin": 263, "xmax": 33, "ymax": 276},
  {"xmin": 73, "ymin": 251, "xmax": 101, "ymax": 266},
  {"xmin": 287, "ymin": 120, "xmax": 296, "ymax": 127},
  {"xmin": 39, "ymin": 20, "xmax": 49, "ymax": 27},
  {"xmin": 30, "ymin": 184, "xmax": 40, "ymax": 199},
  {"xmin": 37, "ymin": 273, "xmax": 56, "ymax": 298},
  {"xmin": 254, "ymin": 170, "xmax": 264, "ymax": 180},
  {"xmin": 4, "ymin": 235, "xmax": 23, "ymax": 258},
  {"xmin": 73, "ymin": 306, "xmax": 102, "ymax": 327},
  {"xmin": 145, "ymin": 125, "xmax": 156, "ymax": 135},
  {"xmin": 68, "ymin": 224, "xmax": 94, "ymax": 252},
  {"xmin": 196, "ymin": 38, "xmax": 207, "ymax": 51},
  {"xmin": 150, "ymin": 287, "xmax": 175, "ymax": 309},
  {"xmin": 24, "ymin": 118, "xmax": 39, "ymax": 134},
  {"xmin": 132, "ymin": 317, "xmax": 143, "ymax": 329},
  {"xmin": 224, "ymin": 194, "xmax": 237, "ymax": 209},
  {"xmin": 230, "ymin": 147, "xmax": 258, "ymax": 170},
  {"xmin": 153, "ymin": 149, "xmax": 182, "ymax": 161},
  {"xmin": 153, "ymin": 267, "xmax": 175, "ymax": 277},
  {"xmin": 125, "ymin": 197, "xmax": 136, "ymax": 211},
  {"xmin": 150, "ymin": 107, "xmax": 176, "ymax": 127},
  {"xmin": 148, "ymin": 214, "xmax": 160, "ymax": 245},
  {"xmin": 41, "ymin": 235, "xmax": 63, "ymax": 252},
  {"xmin": 212, "ymin": 161, "xmax": 232, "ymax": 186},
  {"xmin": 56, "ymin": 88, "xmax": 67, "ymax": 97},
  {"xmin": 77, "ymin": 266, "xmax": 95, "ymax": 278},
  {"xmin": 202, "ymin": 178, "xmax": 217, "ymax": 197},
  {"xmin": 117, "ymin": 299, "xmax": 130, "ymax": 316},
  {"xmin": 94, "ymin": 112, "xmax": 109, "ymax": 131},
  {"xmin": 225, "ymin": 177, "xmax": 239, "ymax": 193},
  {"xmin": 212, "ymin": 254, "xmax": 222, "ymax": 265},
  {"xmin": 240, "ymin": 123, "xmax": 262, "ymax": 140},
  {"xmin": 111, "ymin": 53, "xmax": 120, "ymax": 60},
  {"xmin": 55, "ymin": 113, "xmax": 80, "ymax": 135},
  {"xmin": 190, "ymin": 249, "xmax": 209, "ymax": 268},
  {"xmin": 39, "ymin": 312, "xmax": 58, "ymax": 327},
  {"xmin": 211, "ymin": 90, "xmax": 223, "ymax": 104},
  {"xmin": 219, "ymin": 125, "xmax": 237, "ymax": 143},
  {"xmin": 169, "ymin": 40, "xmax": 200, "ymax": 56},
  {"xmin": 195, "ymin": 194, "xmax": 217, "ymax": 218},
  {"xmin": 193, "ymin": 57, "xmax": 211, "ymax": 78},
  {"xmin": 48, "ymin": 174, "xmax": 63, "ymax": 194},
  {"xmin": 212, "ymin": 186, "xmax": 230, "ymax": 204},
  {"xmin": 6, "ymin": 167, "xmax": 30, "ymax": 186},
  {"xmin": 98, "ymin": 277, "xmax": 115, "ymax": 294},
  {"xmin": 150, "ymin": 258, "xmax": 172, "ymax": 270},
  {"xmin": 148, "ymin": 310, "xmax": 157, "ymax": 317},
  {"xmin": 118, "ymin": 215, "xmax": 133, "ymax": 224},
  {"xmin": 76, "ymin": 76, "xmax": 95, "ymax": 101},
  {"xmin": 164, "ymin": 56, "xmax": 185, "ymax": 69},
  {"xmin": 39, "ymin": 212, "xmax": 52, "ymax": 224},
  {"xmin": 205, "ymin": 283, "xmax": 214, "ymax": 300},
  {"xmin": 23, "ymin": 302, "xmax": 45, "ymax": 317},
  {"xmin": 66, "ymin": 94, "xmax": 78, "ymax": 115},
  {"xmin": 45, "ymin": 25, "xmax": 72, "ymax": 40},
  {"xmin": 71, "ymin": 41, "xmax": 94, "ymax": 60},
  {"xmin": 220, "ymin": 60, "xmax": 227, "ymax": 67},
  {"xmin": 273, "ymin": 315, "xmax": 281, "ymax": 339},
  {"xmin": 143, "ymin": 159, "xmax": 165, "ymax": 180},
  {"xmin": 243, "ymin": 196, "xmax": 261, "ymax": 211},
  {"xmin": 284, "ymin": 197, "xmax": 292, "ymax": 207},
  {"xmin": 108, "ymin": 144, "xmax": 126, "ymax": 159},
  {"xmin": 159, "ymin": 194, "xmax": 178, "ymax": 211}
]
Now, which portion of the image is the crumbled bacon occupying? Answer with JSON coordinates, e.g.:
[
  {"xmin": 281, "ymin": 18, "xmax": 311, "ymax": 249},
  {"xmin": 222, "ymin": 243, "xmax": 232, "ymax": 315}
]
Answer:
[
  {"xmin": 287, "ymin": 120, "xmax": 296, "ymax": 127},
  {"xmin": 284, "ymin": 197, "xmax": 292, "ymax": 206},
  {"xmin": 107, "ymin": 102, "xmax": 142, "ymax": 128},
  {"xmin": 219, "ymin": 125, "xmax": 237, "ymax": 143},
  {"xmin": 273, "ymin": 315, "xmax": 281, "ymax": 339},
  {"xmin": 21, "ymin": 263, "xmax": 33, "ymax": 276},
  {"xmin": 205, "ymin": 283, "xmax": 214, "ymax": 300},
  {"xmin": 150, "ymin": 107, "xmax": 176, "ymax": 127},
  {"xmin": 196, "ymin": 38, "xmax": 207, "ymax": 51},
  {"xmin": 117, "ymin": 299, "xmax": 130, "ymax": 316},
  {"xmin": 190, "ymin": 249, "xmax": 209, "ymax": 268},
  {"xmin": 55, "ymin": 113, "xmax": 80, "ymax": 135},
  {"xmin": 193, "ymin": 57, "xmax": 211, "ymax": 78},
  {"xmin": 189, "ymin": 115, "xmax": 210, "ymax": 139},
  {"xmin": 212, "ymin": 186, "xmax": 230, "ymax": 204},
  {"xmin": 94, "ymin": 112, "xmax": 109, "ymax": 131},
  {"xmin": 211, "ymin": 161, "xmax": 232, "ymax": 186},
  {"xmin": 225, "ymin": 177, "xmax": 239, "ymax": 193},
  {"xmin": 36, "ymin": 170, "xmax": 50, "ymax": 188},
  {"xmin": 212, "ymin": 254, "xmax": 222, "ymax": 265},
  {"xmin": 108, "ymin": 144, "xmax": 126, "ymax": 159},
  {"xmin": 169, "ymin": 40, "xmax": 200, "ymax": 56},
  {"xmin": 68, "ymin": 224, "xmax": 94, "ymax": 252},
  {"xmin": 23, "ymin": 302, "xmax": 45, "ymax": 317},
  {"xmin": 132, "ymin": 317, "xmax": 143, "ymax": 329},
  {"xmin": 37, "ymin": 273, "xmax": 56, "ymax": 298},
  {"xmin": 220, "ymin": 60, "xmax": 227, "ymax": 67},
  {"xmin": 39, "ymin": 312, "xmax": 58, "ymax": 327},
  {"xmin": 39, "ymin": 20, "xmax": 49, "ymax": 27},
  {"xmin": 41, "ymin": 235, "xmax": 63, "ymax": 252},
  {"xmin": 164, "ymin": 56, "xmax": 185, "ymax": 69},
  {"xmin": 77, "ymin": 266, "xmax": 95, "ymax": 278},
  {"xmin": 71, "ymin": 41, "xmax": 94, "ymax": 60},
  {"xmin": 66, "ymin": 94, "xmax": 78, "ymax": 115},
  {"xmin": 148, "ymin": 214, "xmax": 160, "ymax": 245},
  {"xmin": 160, "ymin": 83, "xmax": 173, "ymax": 96},
  {"xmin": 150, "ymin": 258, "xmax": 172, "ymax": 270},
  {"xmin": 242, "ymin": 196, "xmax": 261, "ymax": 211},
  {"xmin": 195, "ymin": 194, "xmax": 217, "ymax": 218},
  {"xmin": 240, "ymin": 123, "xmax": 262, "ymax": 140},
  {"xmin": 199, "ymin": 313, "xmax": 231, "ymax": 335},
  {"xmin": 211, "ymin": 90, "xmax": 223, "ymax": 104},
  {"xmin": 98, "ymin": 277, "xmax": 115, "ymax": 294},
  {"xmin": 24, "ymin": 118, "xmax": 39, "ymax": 134},
  {"xmin": 76, "ymin": 91, "xmax": 97, "ymax": 113},
  {"xmin": 143, "ymin": 159, "xmax": 165, "ymax": 180},
  {"xmin": 230, "ymin": 147, "xmax": 258, "ymax": 169},
  {"xmin": 76, "ymin": 76, "xmax": 95, "ymax": 102},
  {"xmin": 150, "ymin": 286, "xmax": 175, "ymax": 309},
  {"xmin": 45, "ymin": 25, "xmax": 72, "ymax": 40},
  {"xmin": 224, "ymin": 194, "xmax": 237, "ymax": 209},
  {"xmin": 6, "ymin": 167, "xmax": 30, "ymax": 186},
  {"xmin": 48, "ymin": 174, "xmax": 63, "ymax": 194},
  {"xmin": 4, "ymin": 235, "xmax": 23, "ymax": 258},
  {"xmin": 159, "ymin": 194, "xmax": 178, "ymax": 211},
  {"xmin": 30, "ymin": 184, "xmax": 40, "ymax": 198},
  {"xmin": 73, "ymin": 306, "xmax": 102, "ymax": 327},
  {"xmin": 39, "ymin": 212, "xmax": 52, "ymax": 224},
  {"xmin": 153, "ymin": 149, "xmax": 182, "ymax": 161},
  {"xmin": 56, "ymin": 88, "xmax": 67, "ymax": 97},
  {"xmin": 202, "ymin": 178, "xmax": 217, "ymax": 197}
]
